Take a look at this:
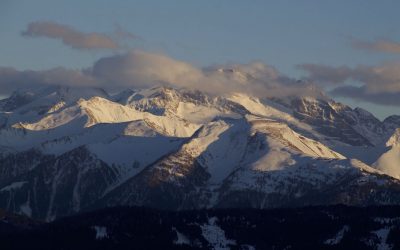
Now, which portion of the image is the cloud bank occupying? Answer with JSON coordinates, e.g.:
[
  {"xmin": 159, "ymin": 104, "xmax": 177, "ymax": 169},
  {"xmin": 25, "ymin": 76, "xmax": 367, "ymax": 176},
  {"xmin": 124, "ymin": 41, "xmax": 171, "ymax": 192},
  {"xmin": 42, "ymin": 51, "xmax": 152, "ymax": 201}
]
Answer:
[
  {"xmin": 298, "ymin": 62, "xmax": 400, "ymax": 106},
  {"xmin": 22, "ymin": 21, "xmax": 132, "ymax": 50},
  {"xmin": 0, "ymin": 50, "xmax": 320, "ymax": 99},
  {"xmin": 3, "ymin": 40, "xmax": 399, "ymax": 107}
]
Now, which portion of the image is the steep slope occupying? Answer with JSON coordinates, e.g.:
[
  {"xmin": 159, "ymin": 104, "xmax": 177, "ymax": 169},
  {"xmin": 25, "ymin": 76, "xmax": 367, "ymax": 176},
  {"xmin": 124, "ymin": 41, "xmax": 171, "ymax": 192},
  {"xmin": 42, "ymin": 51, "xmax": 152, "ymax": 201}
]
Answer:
[
  {"xmin": 0, "ymin": 147, "xmax": 119, "ymax": 220},
  {"xmin": 98, "ymin": 115, "xmax": 400, "ymax": 211},
  {"xmin": 264, "ymin": 94, "xmax": 400, "ymax": 150}
]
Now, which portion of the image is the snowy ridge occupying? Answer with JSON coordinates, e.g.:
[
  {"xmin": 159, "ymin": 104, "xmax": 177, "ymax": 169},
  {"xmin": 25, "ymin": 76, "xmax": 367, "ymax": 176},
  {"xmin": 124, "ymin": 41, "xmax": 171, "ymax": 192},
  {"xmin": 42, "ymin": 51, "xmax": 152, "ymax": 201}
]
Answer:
[{"xmin": 1, "ymin": 84, "xmax": 400, "ymax": 219}]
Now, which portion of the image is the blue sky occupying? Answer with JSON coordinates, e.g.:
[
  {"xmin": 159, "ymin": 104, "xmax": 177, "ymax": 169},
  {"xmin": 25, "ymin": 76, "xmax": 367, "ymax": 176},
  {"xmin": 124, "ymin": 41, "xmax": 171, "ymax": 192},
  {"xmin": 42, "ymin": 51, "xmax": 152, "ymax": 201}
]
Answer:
[{"xmin": 1, "ymin": 0, "xmax": 400, "ymax": 119}]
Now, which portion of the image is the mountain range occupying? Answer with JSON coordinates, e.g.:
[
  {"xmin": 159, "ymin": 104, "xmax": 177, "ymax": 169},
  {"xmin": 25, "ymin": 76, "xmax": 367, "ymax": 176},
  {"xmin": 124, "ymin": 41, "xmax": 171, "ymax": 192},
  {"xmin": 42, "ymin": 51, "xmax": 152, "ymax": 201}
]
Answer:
[{"xmin": 1, "ymin": 68, "xmax": 400, "ymax": 221}]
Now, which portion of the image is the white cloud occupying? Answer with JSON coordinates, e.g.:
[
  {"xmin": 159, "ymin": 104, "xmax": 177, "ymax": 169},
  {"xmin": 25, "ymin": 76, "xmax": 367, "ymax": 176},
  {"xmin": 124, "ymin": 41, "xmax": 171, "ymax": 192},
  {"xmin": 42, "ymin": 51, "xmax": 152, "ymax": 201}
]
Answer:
[
  {"xmin": 298, "ymin": 62, "xmax": 400, "ymax": 106},
  {"xmin": 22, "ymin": 21, "xmax": 134, "ymax": 50}
]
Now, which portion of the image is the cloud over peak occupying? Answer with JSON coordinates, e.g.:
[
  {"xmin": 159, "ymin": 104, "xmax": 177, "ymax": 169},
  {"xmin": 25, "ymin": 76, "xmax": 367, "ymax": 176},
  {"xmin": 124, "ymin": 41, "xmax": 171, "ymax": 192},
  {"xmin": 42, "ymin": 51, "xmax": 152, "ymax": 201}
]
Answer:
[
  {"xmin": 0, "ymin": 50, "xmax": 320, "ymax": 99},
  {"xmin": 21, "ymin": 21, "xmax": 132, "ymax": 50},
  {"xmin": 91, "ymin": 51, "xmax": 204, "ymax": 89}
]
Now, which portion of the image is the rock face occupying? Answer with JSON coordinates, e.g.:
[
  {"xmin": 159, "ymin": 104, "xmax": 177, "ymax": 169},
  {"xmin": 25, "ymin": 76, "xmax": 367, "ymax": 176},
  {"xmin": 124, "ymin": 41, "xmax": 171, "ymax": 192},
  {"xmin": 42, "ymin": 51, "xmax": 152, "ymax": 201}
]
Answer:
[{"xmin": 1, "ymin": 82, "xmax": 400, "ymax": 220}]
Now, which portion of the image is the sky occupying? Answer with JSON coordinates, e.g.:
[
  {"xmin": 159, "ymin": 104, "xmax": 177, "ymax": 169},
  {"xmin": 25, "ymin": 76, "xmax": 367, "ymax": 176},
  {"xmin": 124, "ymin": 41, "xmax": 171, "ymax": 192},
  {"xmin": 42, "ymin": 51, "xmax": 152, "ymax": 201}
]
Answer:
[{"xmin": 1, "ymin": 0, "xmax": 400, "ymax": 120}]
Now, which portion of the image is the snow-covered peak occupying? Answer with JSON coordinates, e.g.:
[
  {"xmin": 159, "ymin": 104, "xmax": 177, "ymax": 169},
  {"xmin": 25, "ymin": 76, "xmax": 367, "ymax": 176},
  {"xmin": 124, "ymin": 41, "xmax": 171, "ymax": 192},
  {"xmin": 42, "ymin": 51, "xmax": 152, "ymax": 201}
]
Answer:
[
  {"xmin": 12, "ymin": 94, "xmax": 201, "ymax": 143},
  {"xmin": 1, "ymin": 84, "xmax": 399, "ymax": 177},
  {"xmin": 0, "ymin": 86, "xmax": 110, "ymax": 127},
  {"xmin": 373, "ymin": 129, "xmax": 400, "ymax": 179},
  {"xmin": 78, "ymin": 96, "xmax": 144, "ymax": 127}
]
